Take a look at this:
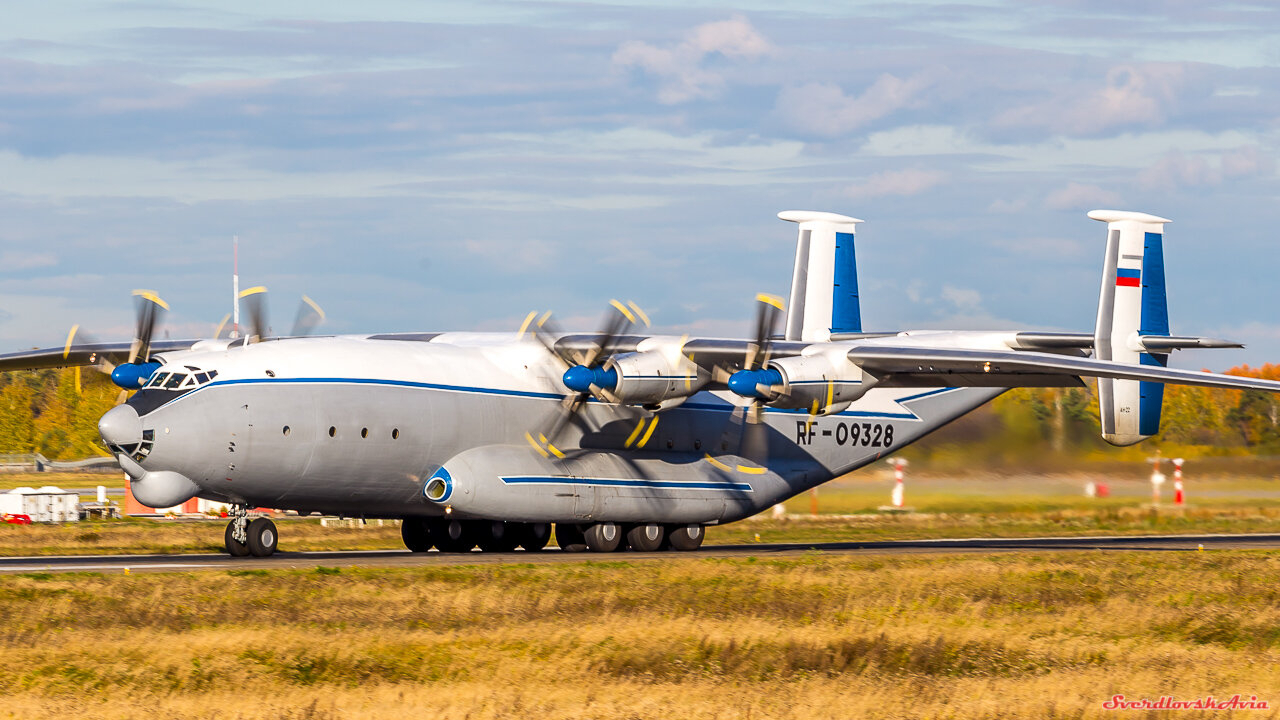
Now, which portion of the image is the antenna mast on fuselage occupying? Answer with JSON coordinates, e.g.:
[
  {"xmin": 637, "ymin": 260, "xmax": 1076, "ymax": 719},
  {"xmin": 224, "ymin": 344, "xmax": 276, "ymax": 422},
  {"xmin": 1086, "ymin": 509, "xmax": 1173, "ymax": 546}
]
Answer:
[{"xmin": 231, "ymin": 236, "xmax": 240, "ymax": 339}]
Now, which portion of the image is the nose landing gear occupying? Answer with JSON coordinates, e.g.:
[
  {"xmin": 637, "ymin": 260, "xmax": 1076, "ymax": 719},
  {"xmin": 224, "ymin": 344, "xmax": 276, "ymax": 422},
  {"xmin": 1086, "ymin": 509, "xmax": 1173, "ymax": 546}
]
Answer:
[{"xmin": 223, "ymin": 505, "xmax": 278, "ymax": 557}]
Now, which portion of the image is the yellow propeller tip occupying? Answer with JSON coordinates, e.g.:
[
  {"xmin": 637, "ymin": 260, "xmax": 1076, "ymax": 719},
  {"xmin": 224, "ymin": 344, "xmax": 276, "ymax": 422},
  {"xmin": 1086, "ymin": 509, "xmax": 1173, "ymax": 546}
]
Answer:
[
  {"xmin": 756, "ymin": 293, "xmax": 785, "ymax": 311},
  {"xmin": 131, "ymin": 289, "xmax": 171, "ymax": 310},
  {"xmin": 608, "ymin": 299, "xmax": 637, "ymax": 324}
]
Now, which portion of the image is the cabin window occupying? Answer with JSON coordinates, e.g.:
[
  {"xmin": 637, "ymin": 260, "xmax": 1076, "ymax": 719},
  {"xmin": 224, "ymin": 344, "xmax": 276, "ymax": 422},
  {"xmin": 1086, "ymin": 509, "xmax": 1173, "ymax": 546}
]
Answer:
[
  {"xmin": 391, "ymin": 428, "xmax": 400, "ymax": 440},
  {"xmin": 360, "ymin": 428, "xmax": 369, "ymax": 438},
  {"xmin": 282, "ymin": 426, "xmax": 291, "ymax": 437},
  {"xmin": 328, "ymin": 426, "xmax": 336, "ymax": 438}
]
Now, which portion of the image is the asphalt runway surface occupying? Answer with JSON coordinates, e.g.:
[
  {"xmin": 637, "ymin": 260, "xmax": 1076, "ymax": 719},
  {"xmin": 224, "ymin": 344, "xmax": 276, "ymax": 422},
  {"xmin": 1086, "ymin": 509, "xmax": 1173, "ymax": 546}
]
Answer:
[{"xmin": 2, "ymin": 533, "xmax": 1279, "ymax": 574}]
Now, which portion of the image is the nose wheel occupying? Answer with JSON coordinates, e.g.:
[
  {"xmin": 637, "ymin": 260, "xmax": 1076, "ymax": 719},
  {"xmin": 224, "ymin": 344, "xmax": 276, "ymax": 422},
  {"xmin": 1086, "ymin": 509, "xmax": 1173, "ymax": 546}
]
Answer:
[{"xmin": 224, "ymin": 505, "xmax": 278, "ymax": 557}]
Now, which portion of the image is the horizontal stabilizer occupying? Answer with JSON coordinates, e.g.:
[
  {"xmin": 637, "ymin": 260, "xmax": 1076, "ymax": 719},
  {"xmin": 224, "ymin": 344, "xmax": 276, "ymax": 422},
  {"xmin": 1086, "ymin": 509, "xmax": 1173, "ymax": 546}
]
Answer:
[
  {"xmin": 1012, "ymin": 332, "xmax": 1244, "ymax": 352},
  {"xmin": 844, "ymin": 345, "xmax": 1280, "ymax": 393},
  {"xmin": 1138, "ymin": 335, "xmax": 1243, "ymax": 351}
]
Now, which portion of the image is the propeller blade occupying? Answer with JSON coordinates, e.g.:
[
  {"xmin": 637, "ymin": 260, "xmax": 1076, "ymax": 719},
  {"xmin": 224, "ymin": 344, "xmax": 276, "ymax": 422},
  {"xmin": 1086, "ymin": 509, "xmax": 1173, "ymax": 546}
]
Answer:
[
  {"xmin": 581, "ymin": 299, "xmax": 643, "ymax": 367},
  {"xmin": 745, "ymin": 293, "xmax": 784, "ymax": 370},
  {"xmin": 129, "ymin": 290, "xmax": 169, "ymax": 364},
  {"xmin": 290, "ymin": 295, "xmax": 326, "ymax": 337},
  {"xmin": 734, "ymin": 294, "xmax": 784, "ymax": 465},
  {"xmin": 62, "ymin": 325, "xmax": 117, "ymax": 374},
  {"xmin": 526, "ymin": 394, "xmax": 584, "ymax": 459},
  {"xmin": 239, "ymin": 286, "xmax": 269, "ymax": 341},
  {"xmin": 524, "ymin": 310, "xmax": 572, "ymax": 369},
  {"xmin": 213, "ymin": 313, "xmax": 232, "ymax": 339}
]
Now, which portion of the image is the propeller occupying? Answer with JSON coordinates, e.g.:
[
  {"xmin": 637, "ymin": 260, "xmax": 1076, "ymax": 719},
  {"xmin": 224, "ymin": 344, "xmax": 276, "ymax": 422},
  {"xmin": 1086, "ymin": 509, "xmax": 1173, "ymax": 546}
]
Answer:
[
  {"xmin": 59, "ymin": 290, "xmax": 170, "ymax": 403},
  {"xmin": 233, "ymin": 288, "xmax": 325, "ymax": 341},
  {"xmin": 213, "ymin": 313, "xmax": 233, "ymax": 339},
  {"xmin": 238, "ymin": 286, "xmax": 269, "ymax": 341},
  {"xmin": 127, "ymin": 290, "xmax": 169, "ymax": 365},
  {"xmin": 716, "ymin": 294, "xmax": 785, "ymax": 465},
  {"xmin": 61, "ymin": 324, "xmax": 112, "ymax": 397},
  {"xmin": 290, "ymin": 295, "xmax": 326, "ymax": 336},
  {"xmin": 524, "ymin": 300, "xmax": 649, "ymax": 458}
]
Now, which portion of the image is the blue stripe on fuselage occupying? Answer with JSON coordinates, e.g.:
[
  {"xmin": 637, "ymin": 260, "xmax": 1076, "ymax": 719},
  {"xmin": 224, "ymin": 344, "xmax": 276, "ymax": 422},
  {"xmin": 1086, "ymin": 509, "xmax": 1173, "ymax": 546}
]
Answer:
[{"xmin": 501, "ymin": 475, "xmax": 754, "ymax": 492}]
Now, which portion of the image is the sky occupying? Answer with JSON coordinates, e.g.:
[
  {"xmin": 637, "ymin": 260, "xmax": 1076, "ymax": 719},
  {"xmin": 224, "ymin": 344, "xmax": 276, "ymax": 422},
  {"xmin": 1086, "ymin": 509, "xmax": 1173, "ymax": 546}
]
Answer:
[{"xmin": 1, "ymin": 1, "xmax": 1278, "ymax": 369}]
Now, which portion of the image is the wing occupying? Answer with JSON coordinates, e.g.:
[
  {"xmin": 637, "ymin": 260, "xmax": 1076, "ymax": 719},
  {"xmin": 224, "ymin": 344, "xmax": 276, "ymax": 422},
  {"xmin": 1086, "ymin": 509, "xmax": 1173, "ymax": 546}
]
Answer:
[{"xmin": 0, "ymin": 339, "xmax": 200, "ymax": 373}]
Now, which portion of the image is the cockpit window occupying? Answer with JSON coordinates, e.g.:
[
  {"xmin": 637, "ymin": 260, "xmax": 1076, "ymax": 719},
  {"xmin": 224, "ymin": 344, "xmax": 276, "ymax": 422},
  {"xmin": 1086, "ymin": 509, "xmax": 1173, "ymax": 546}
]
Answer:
[{"xmin": 140, "ymin": 368, "xmax": 219, "ymax": 392}]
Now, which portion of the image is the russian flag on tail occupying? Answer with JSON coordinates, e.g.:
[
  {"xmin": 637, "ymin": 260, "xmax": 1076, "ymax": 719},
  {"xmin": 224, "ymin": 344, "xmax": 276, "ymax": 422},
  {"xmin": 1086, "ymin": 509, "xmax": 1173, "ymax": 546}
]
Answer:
[{"xmin": 1116, "ymin": 268, "xmax": 1141, "ymax": 287}]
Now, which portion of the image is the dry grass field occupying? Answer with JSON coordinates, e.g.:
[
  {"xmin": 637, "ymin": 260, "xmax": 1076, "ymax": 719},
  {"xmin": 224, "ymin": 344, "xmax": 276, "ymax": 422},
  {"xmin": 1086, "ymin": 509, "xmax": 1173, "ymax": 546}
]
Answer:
[{"xmin": 1, "ymin": 552, "xmax": 1278, "ymax": 719}]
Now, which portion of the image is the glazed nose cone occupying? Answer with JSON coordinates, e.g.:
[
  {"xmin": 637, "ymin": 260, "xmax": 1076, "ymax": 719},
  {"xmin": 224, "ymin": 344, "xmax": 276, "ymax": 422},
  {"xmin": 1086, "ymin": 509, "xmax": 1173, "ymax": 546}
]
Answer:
[{"xmin": 99, "ymin": 404, "xmax": 142, "ymax": 447}]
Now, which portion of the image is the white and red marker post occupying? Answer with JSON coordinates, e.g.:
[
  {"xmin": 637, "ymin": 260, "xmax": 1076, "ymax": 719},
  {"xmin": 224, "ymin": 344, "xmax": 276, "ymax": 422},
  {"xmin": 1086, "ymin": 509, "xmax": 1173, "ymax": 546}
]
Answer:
[
  {"xmin": 1173, "ymin": 458, "xmax": 1185, "ymax": 506},
  {"xmin": 889, "ymin": 458, "xmax": 907, "ymax": 508},
  {"xmin": 1149, "ymin": 455, "xmax": 1166, "ymax": 506}
]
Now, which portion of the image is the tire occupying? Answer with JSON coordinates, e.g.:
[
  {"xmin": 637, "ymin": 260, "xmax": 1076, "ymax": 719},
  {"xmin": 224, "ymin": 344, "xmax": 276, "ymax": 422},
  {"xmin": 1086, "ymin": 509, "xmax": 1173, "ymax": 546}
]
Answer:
[
  {"xmin": 431, "ymin": 518, "xmax": 476, "ymax": 553},
  {"xmin": 625, "ymin": 523, "xmax": 664, "ymax": 552},
  {"xmin": 401, "ymin": 517, "xmax": 433, "ymax": 553},
  {"xmin": 477, "ymin": 521, "xmax": 519, "ymax": 553},
  {"xmin": 583, "ymin": 522, "xmax": 622, "ymax": 553},
  {"xmin": 224, "ymin": 521, "xmax": 250, "ymax": 557},
  {"xmin": 555, "ymin": 523, "xmax": 587, "ymax": 552},
  {"xmin": 516, "ymin": 522, "xmax": 552, "ymax": 552},
  {"xmin": 666, "ymin": 524, "xmax": 705, "ymax": 551},
  {"xmin": 246, "ymin": 518, "xmax": 278, "ymax": 557}
]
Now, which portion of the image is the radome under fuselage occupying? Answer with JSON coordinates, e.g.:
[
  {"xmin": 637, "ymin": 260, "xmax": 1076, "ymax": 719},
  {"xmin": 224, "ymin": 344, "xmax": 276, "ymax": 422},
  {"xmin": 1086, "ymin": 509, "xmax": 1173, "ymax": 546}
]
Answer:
[{"xmin": 115, "ymin": 332, "xmax": 998, "ymax": 523}]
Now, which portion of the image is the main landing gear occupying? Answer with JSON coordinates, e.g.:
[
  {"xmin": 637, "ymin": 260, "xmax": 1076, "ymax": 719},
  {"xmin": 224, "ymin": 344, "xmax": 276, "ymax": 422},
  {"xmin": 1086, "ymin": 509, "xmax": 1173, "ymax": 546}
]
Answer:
[
  {"xmin": 563, "ymin": 522, "xmax": 705, "ymax": 553},
  {"xmin": 399, "ymin": 518, "xmax": 705, "ymax": 554},
  {"xmin": 224, "ymin": 505, "xmax": 278, "ymax": 558},
  {"xmin": 401, "ymin": 518, "xmax": 553, "ymax": 554}
]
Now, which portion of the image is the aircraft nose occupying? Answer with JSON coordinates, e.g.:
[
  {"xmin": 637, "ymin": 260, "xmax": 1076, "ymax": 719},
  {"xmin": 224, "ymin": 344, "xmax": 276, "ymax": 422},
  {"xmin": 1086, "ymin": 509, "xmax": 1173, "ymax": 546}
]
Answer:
[{"xmin": 99, "ymin": 404, "xmax": 142, "ymax": 447}]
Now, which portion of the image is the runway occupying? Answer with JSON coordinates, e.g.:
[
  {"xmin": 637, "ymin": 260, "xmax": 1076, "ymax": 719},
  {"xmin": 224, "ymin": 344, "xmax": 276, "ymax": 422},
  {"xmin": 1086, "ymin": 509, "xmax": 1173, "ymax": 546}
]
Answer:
[{"xmin": 2, "ymin": 532, "xmax": 1278, "ymax": 574}]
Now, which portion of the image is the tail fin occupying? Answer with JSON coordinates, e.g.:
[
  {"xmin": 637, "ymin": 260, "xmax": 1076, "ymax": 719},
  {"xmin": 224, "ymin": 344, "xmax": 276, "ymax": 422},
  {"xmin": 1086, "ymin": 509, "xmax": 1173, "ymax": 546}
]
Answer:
[
  {"xmin": 778, "ymin": 210, "xmax": 864, "ymax": 342},
  {"xmin": 1089, "ymin": 209, "xmax": 1172, "ymax": 446}
]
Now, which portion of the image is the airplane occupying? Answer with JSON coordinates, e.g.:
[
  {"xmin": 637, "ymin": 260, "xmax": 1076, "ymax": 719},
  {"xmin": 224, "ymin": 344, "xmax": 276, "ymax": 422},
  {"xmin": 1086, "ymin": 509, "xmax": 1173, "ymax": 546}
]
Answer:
[{"xmin": 3, "ymin": 208, "xmax": 1279, "ymax": 558}]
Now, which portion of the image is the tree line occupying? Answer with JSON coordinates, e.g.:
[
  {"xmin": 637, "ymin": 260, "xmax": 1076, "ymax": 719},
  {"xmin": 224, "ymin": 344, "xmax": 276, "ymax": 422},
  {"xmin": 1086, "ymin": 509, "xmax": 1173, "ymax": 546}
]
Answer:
[
  {"xmin": 0, "ymin": 363, "xmax": 1276, "ymax": 461},
  {"xmin": 0, "ymin": 368, "xmax": 118, "ymax": 459}
]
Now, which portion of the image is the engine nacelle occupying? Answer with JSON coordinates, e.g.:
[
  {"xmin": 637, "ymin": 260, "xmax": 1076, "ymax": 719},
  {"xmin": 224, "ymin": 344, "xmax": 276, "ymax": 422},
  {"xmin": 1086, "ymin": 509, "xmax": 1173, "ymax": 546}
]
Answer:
[
  {"xmin": 562, "ymin": 339, "xmax": 708, "ymax": 408},
  {"xmin": 728, "ymin": 350, "xmax": 878, "ymax": 415},
  {"xmin": 605, "ymin": 350, "xmax": 708, "ymax": 406}
]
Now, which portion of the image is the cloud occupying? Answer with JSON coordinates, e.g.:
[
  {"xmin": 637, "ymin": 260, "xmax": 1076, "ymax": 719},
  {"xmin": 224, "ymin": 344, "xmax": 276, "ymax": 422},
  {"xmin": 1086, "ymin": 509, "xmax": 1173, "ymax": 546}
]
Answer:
[
  {"xmin": 0, "ymin": 250, "xmax": 56, "ymax": 271},
  {"xmin": 613, "ymin": 16, "xmax": 773, "ymax": 104},
  {"xmin": 775, "ymin": 73, "xmax": 932, "ymax": 137},
  {"xmin": 994, "ymin": 64, "xmax": 1186, "ymax": 137},
  {"xmin": 1137, "ymin": 145, "xmax": 1275, "ymax": 191},
  {"xmin": 1044, "ymin": 182, "xmax": 1124, "ymax": 211},
  {"xmin": 844, "ymin": 168, "xmax": 946, "ymax": 199},
  {"xmin": 940, "ymin": 285, "xmax": 983, "ymax": 314},
  {"xmin": 1220, "ymin": 145, "xmax": 1275, "ymax": 178},
  {"xmin": 988, "ymin": 198, "xmax": 1028, "ymax": 214}
]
